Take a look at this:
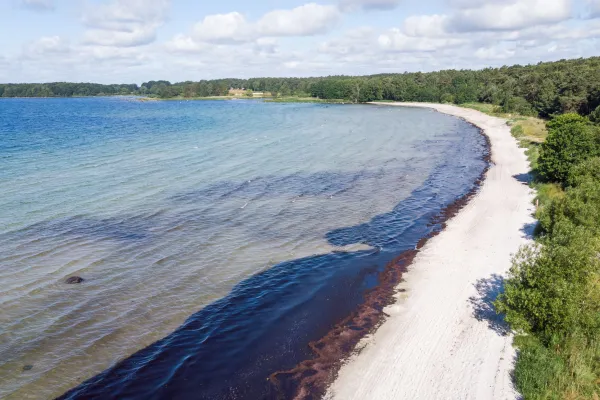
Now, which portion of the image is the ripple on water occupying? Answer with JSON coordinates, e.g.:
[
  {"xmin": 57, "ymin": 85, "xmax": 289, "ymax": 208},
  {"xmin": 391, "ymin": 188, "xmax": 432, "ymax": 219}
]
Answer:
[{"xmin": 0, "ymin": 99, "xmax": 487, "ymax": 399}]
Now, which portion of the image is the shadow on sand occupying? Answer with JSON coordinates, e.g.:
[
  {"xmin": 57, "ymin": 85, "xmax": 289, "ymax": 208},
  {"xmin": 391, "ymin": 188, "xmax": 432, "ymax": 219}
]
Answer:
[{"xmin": 469, "ymin": 274, "xmax": 510, "ymax": 337}]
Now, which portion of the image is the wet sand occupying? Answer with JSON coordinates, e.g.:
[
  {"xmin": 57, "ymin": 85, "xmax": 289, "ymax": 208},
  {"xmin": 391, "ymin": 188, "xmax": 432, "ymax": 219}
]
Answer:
[{"xmin": 325, "ymin": 103, "xmax": 535, "ymax": 400}]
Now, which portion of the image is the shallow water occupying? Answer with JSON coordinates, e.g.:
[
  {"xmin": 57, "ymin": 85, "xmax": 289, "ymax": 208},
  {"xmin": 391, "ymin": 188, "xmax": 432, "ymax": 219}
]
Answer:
[{"xmin": 0, "ymin": 98, "xmax": 486, "ymax": 399}]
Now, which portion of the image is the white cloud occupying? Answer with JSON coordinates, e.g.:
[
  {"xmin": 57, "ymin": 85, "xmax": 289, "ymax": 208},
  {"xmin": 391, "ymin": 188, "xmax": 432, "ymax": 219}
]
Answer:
[
  {"xmin": 24, "ymin": 36, "xmax": 70, "ymax": 57},
  {"xmin": 318, "ymin": 27, "xmax": 376, "ymax": 56},
  {"xmin": 339, "ymin": 0, "xmax": 401, "ymax": 11},
  {"xmin": 449, "ymin": 0, "xmax": 572, "ymax": 32},
  {"xmin": 396, "ymin": 0, "xmax": 572, "ymax": 40},
  {"xmin": 84, "ymin": 27, "xmax": 159, "ymax": 48},
  {"xmin": 20, "ymin": 0, "xmax": 54, "ymax": 11},
  {"xmin": 474, "ymin": 44, "xmax": 516, "ymax": 60},
  {"xmin": 257, "ymin": 4, "xmax": 340, "ymax": 37},
  {"xmin": 284, "ymin": 61, "xmax": 300, "ymax": 68},
  {"xmin": 192, "ymin": 12, "xmax": 252, "ymax": 44},
  {"xmin": 402, "ymin": 15, "xmax": 449, "ymax": 37},
  {"xmin": 82, "ymin": 0, "xmax": 170, "ymax": 47},
  {"xmin": 254, "ymin": 38, "xmax": 279, "ymax": 54},
  {"xmin": 446, "ymin": 0, "xmax": 515, "ymax": 9},
  {"xmin": 173, "ymin": 3, "xmax": 340, "ymax": 50},
  {"xmin": 378, "ymin": 28, "xmax": 466, "ymax": 52},
  {"xmin": 166, "ymin": 34, "xmax": 210, "ymax": 52},
  {"xmin": 4, "ymin": 0, "xmax": 600, "ymax": 83}
]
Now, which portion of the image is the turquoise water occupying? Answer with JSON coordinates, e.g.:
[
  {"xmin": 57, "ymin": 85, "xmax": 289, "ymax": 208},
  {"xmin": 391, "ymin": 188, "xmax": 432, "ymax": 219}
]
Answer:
[{"xmin": 0, "ymin": 98, "xmax": 485, "ymax": 398}]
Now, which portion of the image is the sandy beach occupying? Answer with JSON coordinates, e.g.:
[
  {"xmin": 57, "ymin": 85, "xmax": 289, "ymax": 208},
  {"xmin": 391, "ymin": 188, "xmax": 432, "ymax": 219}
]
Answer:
[{"xmin": 325, "ymin": 103, "xmax": 536, "ymax": 400}]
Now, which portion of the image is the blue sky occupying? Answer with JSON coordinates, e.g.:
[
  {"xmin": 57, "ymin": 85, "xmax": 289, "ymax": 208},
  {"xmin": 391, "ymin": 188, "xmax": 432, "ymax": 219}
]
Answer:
[{"xmin": 1, "ymin": 0, "xmax": 599, "ymax": 83}]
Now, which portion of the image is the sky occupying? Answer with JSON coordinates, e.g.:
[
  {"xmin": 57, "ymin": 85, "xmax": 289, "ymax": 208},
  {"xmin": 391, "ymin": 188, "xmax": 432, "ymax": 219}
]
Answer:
[{"xmin": 1, "ymin": 0, "xmax": 600, "ymax": 84}]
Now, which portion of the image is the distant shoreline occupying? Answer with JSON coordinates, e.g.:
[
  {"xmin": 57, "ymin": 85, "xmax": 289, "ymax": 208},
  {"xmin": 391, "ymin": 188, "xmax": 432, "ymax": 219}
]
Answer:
[{"xmin": 0, "ymin": 94, "xmax": 349, "ymax": 104}]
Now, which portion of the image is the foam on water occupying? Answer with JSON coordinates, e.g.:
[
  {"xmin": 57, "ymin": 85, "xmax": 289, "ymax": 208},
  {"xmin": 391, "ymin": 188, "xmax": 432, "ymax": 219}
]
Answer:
[{"xmin": 0, "ymin": 98, "xmax": 486, "ymax": 399}]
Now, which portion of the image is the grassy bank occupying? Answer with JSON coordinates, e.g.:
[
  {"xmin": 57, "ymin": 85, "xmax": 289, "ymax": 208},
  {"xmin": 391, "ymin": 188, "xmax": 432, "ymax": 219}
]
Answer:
[
  {"xmin": 265, "ymin": 96, "xmax": 346, "ymax": 103},
  {"xmin": 464, "ymin": 103, "xmax": 600, "ymax": 399}
]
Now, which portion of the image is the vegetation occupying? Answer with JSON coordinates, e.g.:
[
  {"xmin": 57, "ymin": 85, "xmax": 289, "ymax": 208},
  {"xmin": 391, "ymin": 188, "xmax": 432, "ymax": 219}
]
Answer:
[
  {"xmin": 493, "ymin": 108, "xmax": 600, "ymax": 398},
  {"xmin": 537, "ymin": 114, "xmax": 600, "ymax": 183},
  {"xmin": 3, "ymin": 56, "xmax": 600, "ymax": 122},
  {"xmin": 0, "ymin": 82, "xmax": 139, "ymax": 97},
  {"xmin": 265, "ymin": 96, "xmax": 346, "ymax": 104}
]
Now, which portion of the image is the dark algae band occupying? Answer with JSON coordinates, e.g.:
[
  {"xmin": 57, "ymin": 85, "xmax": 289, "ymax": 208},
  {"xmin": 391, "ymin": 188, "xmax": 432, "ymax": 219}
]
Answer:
[
  {"xmin": 270, "ymin": 123, "xmax": 491, "ymax": 400},
  {"xmin": 57, "ymin": 111, "xmax": 490, "ymax": 400}
]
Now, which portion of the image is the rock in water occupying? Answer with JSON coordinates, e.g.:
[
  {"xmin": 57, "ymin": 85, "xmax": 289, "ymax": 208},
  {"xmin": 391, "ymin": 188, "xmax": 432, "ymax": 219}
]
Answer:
[
  {"xmin": 23, "ymin": 365, "xmax": 33, "ymax": 371},
  {"xmin": 65, "ymin": 276, "xmax": 85, "ymax": 284}
]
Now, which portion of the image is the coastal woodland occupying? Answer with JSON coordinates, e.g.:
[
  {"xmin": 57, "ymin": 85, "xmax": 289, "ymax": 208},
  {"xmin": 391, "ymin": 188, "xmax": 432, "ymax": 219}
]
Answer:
[{"xmin": 2, "ymin": 57, "xmax": 600, "ymax": 120}]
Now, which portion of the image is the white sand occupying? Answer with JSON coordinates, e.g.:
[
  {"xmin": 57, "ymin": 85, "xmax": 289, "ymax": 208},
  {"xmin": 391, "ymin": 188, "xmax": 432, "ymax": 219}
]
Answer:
[{"xmin": 325, "ymin": 103, "xmax": 536, "ymax": 400}]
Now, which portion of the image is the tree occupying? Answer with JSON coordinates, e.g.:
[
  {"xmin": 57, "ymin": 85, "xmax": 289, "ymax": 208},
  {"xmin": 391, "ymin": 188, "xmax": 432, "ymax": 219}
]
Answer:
[
  {"xmin": 537, "ymin": 114, "xmax": 600, "ymax": 183},
  {"xmin": 589, "ymin": 105, "xmax": 600, "ymax": 124}
]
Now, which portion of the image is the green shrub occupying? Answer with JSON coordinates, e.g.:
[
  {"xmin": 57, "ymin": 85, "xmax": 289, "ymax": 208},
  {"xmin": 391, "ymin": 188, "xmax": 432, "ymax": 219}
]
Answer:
[
  {"xmin": 440, "ymin": 93, "xmax": 455, "ymax": 104},
  {"xmin": 496, "ymin": 224, "xmax": 600, "ymax": 341},
  {"xmin": 501, "ymin": 96, "xmax": 535, "ymax": 115},
  {"xmin": 590, "ymin": 105, "xmax": 600, "ymax": 123},
  {"xmin": 567, "ymin": 157, "xmax": 600, "ymax": 187},
  {"xmin": 537, "ymin": 114, "xmax": 600, "ymax": 183}
]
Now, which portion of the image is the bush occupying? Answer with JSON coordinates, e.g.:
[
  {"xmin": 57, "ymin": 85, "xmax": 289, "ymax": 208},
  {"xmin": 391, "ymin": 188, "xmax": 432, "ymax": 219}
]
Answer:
[
  {"xmin": 501, "ymin": 96, "xmax": 535, "ymax": 115},
  {"xmin": 496, "ymin": 223, "xmax": 600, "ymax": 341},
  {"xmin": 590, "ymin": 105, "xmax": 600, "ymax": 123},
  {"xmin": 538, "ymin": 172, "xmax": 600, "ymax": 239},
  {"xmin": 537, "ymin": 114, "xmax": 600, "ymax": 183},
  {"xmin": 440, "ymin": 93, "xmax": 455, "ymax": 104},
  {"xmin": 567, "ymin": 157, "xmax": 600, "ymax": 187}
]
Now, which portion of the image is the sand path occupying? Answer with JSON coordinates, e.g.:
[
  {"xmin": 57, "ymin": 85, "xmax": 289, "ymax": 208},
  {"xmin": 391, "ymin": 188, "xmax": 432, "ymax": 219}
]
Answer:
[{"xmin": 325, "ymin": 103, "xmax": 535, "ymax": 400}]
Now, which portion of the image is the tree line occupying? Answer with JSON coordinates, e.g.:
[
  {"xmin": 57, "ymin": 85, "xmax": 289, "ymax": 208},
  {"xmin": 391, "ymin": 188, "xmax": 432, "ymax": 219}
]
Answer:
[
  {"xmin": 2, "ymin": 57, "xmax": 600, "ymax": 120},
  {"xmin": 0, "ymin": 82, "xmax": 139, "ymax": 98}
]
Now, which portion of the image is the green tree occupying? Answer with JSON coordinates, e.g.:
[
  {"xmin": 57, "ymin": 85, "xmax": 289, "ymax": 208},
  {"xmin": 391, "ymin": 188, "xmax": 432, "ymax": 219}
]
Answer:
[
  {"xmin": 589, "ymin": 105, "xmax": 600, "ymax": 124},
  {"xmin": 496, "ymin": 225, "xmax": 600, "ymax": 341},
  {"xmin": 537, "ymin": 114, "xmax": 600, "ymax": 183}
]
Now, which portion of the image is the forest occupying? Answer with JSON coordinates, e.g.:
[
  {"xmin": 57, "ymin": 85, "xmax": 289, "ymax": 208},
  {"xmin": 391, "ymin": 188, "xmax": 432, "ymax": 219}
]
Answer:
[{"xmin": 2, "ymin": 57, "xmax": 600, "ymax": 121}]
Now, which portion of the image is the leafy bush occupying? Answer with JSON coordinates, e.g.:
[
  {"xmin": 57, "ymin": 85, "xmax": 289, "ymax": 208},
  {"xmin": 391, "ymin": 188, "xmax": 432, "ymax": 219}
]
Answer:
[
  {"xmin": 496, "ymin": 224, "xmax": 600, "ymax": 341},
  {"xmin": 501, "ymin": 96, "xmax": 535, "ymax": 115},
  {"xmin": 590, "ymin": 105, "xmax": 600, "ymax": 123},
  {"xmin": 440, "ymin": 93, "xmax": 455, "ymax": 104},
  {"xmin": 537, "ymin": 114, "xmax": 600, "ymax": 183},
  {"xmin": 567, "ymin": 157, "xmax": 600, "ymax": 187}
]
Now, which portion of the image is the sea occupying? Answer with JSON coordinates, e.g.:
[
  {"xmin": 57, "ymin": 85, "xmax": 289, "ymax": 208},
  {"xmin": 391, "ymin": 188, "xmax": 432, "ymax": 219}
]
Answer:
[{"xmin": 0, "ymin": 97, "xmax": 487, "ymax": 399}]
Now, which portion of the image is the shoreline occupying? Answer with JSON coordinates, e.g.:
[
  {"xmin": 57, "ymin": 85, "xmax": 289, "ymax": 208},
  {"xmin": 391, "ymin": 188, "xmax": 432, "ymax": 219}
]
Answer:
[
  {"xmin": 269, "ymin": 109, "xmax": 492, "ymax": 399},
  {"xmin": 324, "ymin": 102, "xmax": 535, "ymax": 399}
]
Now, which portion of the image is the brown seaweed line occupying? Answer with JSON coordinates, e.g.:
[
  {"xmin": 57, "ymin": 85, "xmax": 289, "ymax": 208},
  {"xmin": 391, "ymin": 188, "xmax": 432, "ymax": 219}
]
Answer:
[{"xmin": 268, "ymin": 123, "xmax": 491, "ymax": 400}]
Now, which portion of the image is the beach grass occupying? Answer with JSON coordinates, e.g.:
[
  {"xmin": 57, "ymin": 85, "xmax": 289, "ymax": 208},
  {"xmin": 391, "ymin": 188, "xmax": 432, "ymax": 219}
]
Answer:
[{"xmin": 461, "ymin": 103, "xmax": 547, "ymax": 163}]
